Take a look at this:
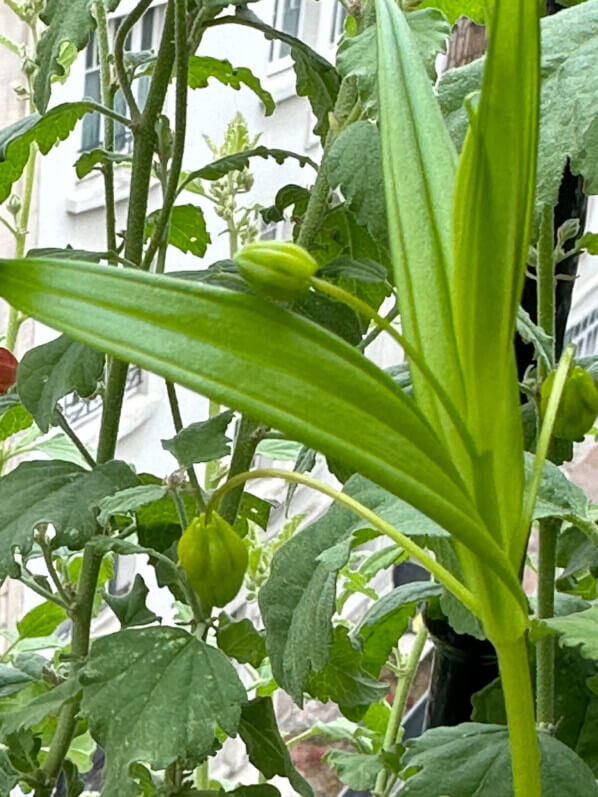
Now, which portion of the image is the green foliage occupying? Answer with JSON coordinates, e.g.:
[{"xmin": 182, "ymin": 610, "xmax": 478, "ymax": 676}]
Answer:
[
  {"xmin": 74, "ymin": 149, "xmax": 132, "ymax": 179},
  {"xmin": 145, "ymin": 204, "xmax": 210, "ymax": 258},
  {"xmin": 80, "ymin": 627, "xmax": 247, "ymax": 797},
  {"xmin": 17, "ymin": 601, "xmax": 66, "ymax": 638},
  {"xmin": 399, "ymin": 724, "xmax": 598, "ymax": 796},
  {"xmin": 0, "ymin": 396, "xmax": 33, "ymax": 442},
  {"xmin": 0, "ymin": 459, "xmax": 137, "ymax": 580},
  {"xmin": 103, "ymin": 574, "xmax": 160, "ymax": 628},
  {"xmin": 180, "ymin": 146, "xmax": 316, "ymax": 186},
  {"xmin": 324, "ymin": 749, "xmax": 384, "ymax": 791},
  {"xmin": 188, "ymin": 56, "xmax": 274, "ymax": 115},
  {"xmin": 539, "ymin": 606, "xmax": 598, "ymax": 661},
  {"xmin": 418, "ymin": 0, "xmax": 485, "ymax": 23},
  {"xmin": 238, "ymin": 697, "xmax": 313, "ymax": 797},
  {"xmin": 1, "ymin": 677, "xmax": 81, "ymax": 736},
  {"xmin": 162, "ymin": 410, "xmax": 234, "ymax": 467},
  {"xmin": 17, "ymin": 334, "xmax": 104, "ymax": 433},
  {"xmin": 216, "ymin": 614, "xmax": 267, "ymax": 668}
]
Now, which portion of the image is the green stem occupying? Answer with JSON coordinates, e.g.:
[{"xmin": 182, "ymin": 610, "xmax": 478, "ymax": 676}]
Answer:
[
  {"xmin": 54, "ymin": 409, "xmax": 96, "ymax": 469},
  {"xmin": 218, "ymin": 417, "xmax": 265, "ymax": 526},
  {"xmin": 39, "ymin": 533, "xmax": 72, "ymax": 607},
  {"xmin": 204, "ymin": 398, "xmax": 223, "ymax": 491},
  {"xmin": 537, "ymin": 205, "xmax": 555, "ymax": 379},
  {"xmin": 114, "ymin": 0, "xmax": 154, "ymax": 122},
  {"xmin": 495, "ymin": 637, "xmax": 541, "ymax": 797},
  {"xmin": 310, "ymin": 276, "xmax": 478, "ymax": 460},
  {"xmin": 208, "ymin": 468, "xmax": 480, "ymax": 616},
  {"xmin": 165, "ymin": 381, "xmax": 205, "ymax": 511},
  {"xmin": 141, "ymin": 0, "xmax": 189, "ymax": 271},
  {"xmin": 93, "ymin": 0, "xmax": 117, "ymax": 252},
  {"xmin": 536, "ymin": 517, "xmax": 560, "ymax": 727},
  {"xmin": 19, "ymin": 572, "xmax": 67, "ymax": 610},
  {"xmin": 374, "ymin": 622, "xmax": 428, "ymax": 797},
  {"xmin": 358, "ymin": 303, "xmax": 399, "ymax": 352},
  {"xmin": 195, "ymin": 760, "xmax": 209, "ymax": 789}
]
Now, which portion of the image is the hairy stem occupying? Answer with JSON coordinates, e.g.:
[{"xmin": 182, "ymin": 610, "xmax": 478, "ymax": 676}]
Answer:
[
  {"xmin": 218, "ymin": 416, "xmax": 265, "ymax": 526},
  {"xmin": 165, "ymin": 381, "xmax": 205, "ymax": 511},
  {"xmin": 114, "ymin": 0, "xmax": 154, "ymax": 122},
  {"xmin": 496, "ymin": 637, "xmax": 541, "ymax": 797},
  {"xmin": 537, "ymin": 204, "xmax": 555, "ymax": 379},
  {"xmin": 54, "ymin": 409, "xmax": 96, "ymax": 469},
  {"xmin": 208, "ymin": 468, "xmax": 480, "ymax": 616},
  {"xmin": 536, "ymin": 517, "xmax": 560, "ymax": 727}
]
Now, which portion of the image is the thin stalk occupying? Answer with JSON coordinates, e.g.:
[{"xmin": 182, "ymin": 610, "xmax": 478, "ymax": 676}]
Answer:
[
  {"xmin": 93, "ymin": 0, "xmax": 117, "ymax": 252},
  {"xmin": 496, "ymin": 637, "xmax": 541, "ymax": 797},
  {"xmin": 195, "ymin": 761, "xmax": 209, "ymax": 789},
  {"xmin": 536, "ymin": 517, "xmax": 560, "ymax": 727},
  {"xmin": 19, "ymin": 573, "xmax": 67, "ymax": 610},
  {"xmin": 39, "ymin": 535, "xmax": 72, "ymax": 607},
  {"xmin": 374, "ymin": 622, "xmax": 428, "ymax": 797},
  {"xmin": 204, "ymin": 398, "xmax": 223, "ymax": 491},
  {"xmin": 165, "ymin": 380, "xmax": 205, "ymax": 511},
  {"xmin": 358, "ymin": 303, "xmax": 399, "ymax": 352},
  {"xmin": 218, "ymin": 417, "xmax": 265, "ymax": 526},
  {"xmin": 54, "ymin": 409, "xmax": 96, "ymax": 469},
  {"xmin": 114, "ymin": 0, "xmax": 154, "ymax": 122},
  {"xmin": 310, "ymin": 277, "xmax": 478, "ymax": 460},
  {"xmin": 537, "ymin": 205, "xmax": 555, "ymax": 379},
  {"xmin": 141, "ymin": 0, "xmax": 189, "ymax": 271},
  {"xmin": 208, "ymin": 469, "xmax": 480, "ymax": 616}
]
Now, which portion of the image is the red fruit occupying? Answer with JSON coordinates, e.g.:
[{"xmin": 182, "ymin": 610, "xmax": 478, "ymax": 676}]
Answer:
[{"xmin": 0, "ymin": 348, "xmax": 18, "ymax": 394}]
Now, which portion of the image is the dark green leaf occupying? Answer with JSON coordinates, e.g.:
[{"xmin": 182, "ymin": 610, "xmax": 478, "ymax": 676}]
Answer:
[
  {"xmin": 517, "ymin": 307, "xmax": 554, "ymax": 372},
  {"xmin": 103, "ymin": 574, "xmax": 159, "ymax": 628},
  {"xmin": 0, "ymin": 663, "xmax": 35, "ymax": 698},
  {"xmin": 292, "ymin": 292, "xmax": 361, "ymax": 346},
  {"xmin": 235, "ymin": 492, "xmax": 273, "ymax": 537},
  {"xmin": 188, "ymin": 56, "xmax": 274, "ymax": 115},
  {"xmin": 307, "ymin": 626, "xmax": 387, "ymax": 712},
  {"xmin": 326, "ymin": 122, "xmax": 386, "ymax": 242},
  {"xmin": 0, "ymin": 102, "xmax": 95, "ymax": 204},
  {"xmin": 225, "ymin": 787, "xmax": 281, "ymax": 797},
  {"xmin": 318, "ymin": 257, "xmax": 389, "ymax": 284},
  {"xmin": 238, "ymin": 697, "xmax": 313, "ymax": 797},
  {"xmin": 17, "ymin": 333, "xmax": 104, "ymax": 433},
  {"xmin": 259, "ymin": 475, "xmax": 447, "ymax": 704},
  {"xmin": 357, "ymin": 581, "xmax": 442, "ymax": 675},
  {"xmin": 162, "ymin": 410, "xmax": 234, "ymax": 467},
  {"xmin": 400, "ymin": 723, "xmax": 598, "ymax": 796},
  {"xmin": 0, "ymin": 459, "xmax": 138, "ymax": 579},
  {"xmin": 96, "ymin": 484, "xmax": 168, "ymax": 527},
  {"xmin": 260, "ymin": 184, "xmax": 309, "ymax": 225},
  {"xmin": 539, "ymin": 606, "xmax": 598, "ymax": 660},
  {"xmin": 181, "ymin": 146, "xmax": 316, "ymax": 186},
  {"xmin": 74, "ymin": 149, "xmax": 132, "ymax": 179},
  {"xmin": 145, "ymin": 204, "xmax": 210, "ymax": 258},
  {"xmin": 80, "ymin": 627, "xmax": 247, "ymax": 797},
  {"xmin": 216, "ymin": 614, "xmax": 267, "ymax": 668},
  {"xmin": 27, "ymin": 246, "xmax": 116, "ymax": 262},
  {"xmin": 17, "ymin": 601, "xmax": 67, "ymax": 639},
  {"xmin": 135, "ymin": 475, "xmax": 195, "ymax": 552},
  {"xmin": 1, "ymin": 677, "xmax": 81, "ymax": 735},
  {"xmin": 323, "ymin": 749, "xmax": 383, "ymax": 791},
  {"xmin": 0, "ymin": 749, "xmax": 18, "ymax": 794}
]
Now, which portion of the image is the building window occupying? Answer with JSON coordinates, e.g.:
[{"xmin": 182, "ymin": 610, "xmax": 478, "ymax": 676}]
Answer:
[
  {"xmin": 330, "ymin": 1, "xmax": 347, "ymax": 42},
  {"xmin": 81, "ymin": 6, "xmax": 160, "ymax": 153},
  {"xmin": 269, "ymin": 0, "xmax": 303, "ymax": 61}
]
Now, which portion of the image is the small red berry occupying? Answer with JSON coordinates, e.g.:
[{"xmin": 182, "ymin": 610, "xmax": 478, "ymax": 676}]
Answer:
[{"xmin": 0, "ymin": 348, "xmax": 18, "ymax": 394}]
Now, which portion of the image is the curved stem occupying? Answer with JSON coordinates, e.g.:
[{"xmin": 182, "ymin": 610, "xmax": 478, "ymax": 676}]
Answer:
[
  {"xmin": 19, "ymin": 572, "xmax": 67, "ymax": 610},
  {"xmin": 310, "ymin": 276, "xmax": 478, "ymax": 460},
  {"xmin": 54, "ymin": 409, "xmax": 96, "ymax": 469},
  {"xmin": 165, "ymin": 381, "xmax": 206, "ymax": 511},
  {"xmin": 496, "ymin": 637, "xmax": 541, "ymax": 797},
  {"xmin": 114, "ymin": 0, "xmax": 153, "ymax": 122},
  {"xmin": 207, "ymin": 468, "xmax": 480, "ymax": 617},
  {"xmin": 217, "ymin": 417, "xmax": 265, "ymax": 526},
  {"xmin": 141, "ymin": 0, "xmax": 189, "ymax": 271},
  {"xmin": 537, "ymin": 205, "xmax": 555, "ymax": 380},
  {"xmin": 536, "ymin": 517, "xmax": 560, "ymax": 727}
]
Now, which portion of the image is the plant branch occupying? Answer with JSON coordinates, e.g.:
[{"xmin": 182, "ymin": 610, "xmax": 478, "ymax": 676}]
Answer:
[
  {"xmin": 207, "ymin": 468, "xmax": 481, "ymax": 616},
  {"xmin": 53, "ymin": 409, "xmax": 96, "ymax": 469},
  {"xmin": 114, "ymin": 0, "xmax": 154, "ymax": 122},
  {"xmin": 38, "ymin": 533, "xmax": 72, "ymax": 607},
  {"xmin": 19, "ymin": 572, "xmax": 67, "ymax": 610},
  {"xmin": 358, "ymin": 302, "xmax": 399, "ymax": 352},
  {"xmin": 537, "ymin": 205, "xmax": 555, "ymax": 379},
  {"xmin": 141, "ymin": 0, "xmax": 189, "ymax": 271},
  {"xmin": 218, "ymin": 417, "xmax": 266, "ymax": 526},
  {"xmin": 536, "ymin": 517, "xmax": 560, "ymax": 727},
  {"xmin": 165, "ymin": 381, "xmax": 206, "ymax": 511}
]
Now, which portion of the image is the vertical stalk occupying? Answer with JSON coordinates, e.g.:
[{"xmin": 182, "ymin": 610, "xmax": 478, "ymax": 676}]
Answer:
[
  {"xmin": 537, "ymin": 204, "xmax": 555, "ymax": 380},
  {"xmin": 536, "ymin": 517, "xmax": 560, "ymax": 726},
  {"xmin": 373, "ymin": 622, "xmax": 428, "ymax": 797},
  {"xmin": 218, "ymin": 416, "xmax": 265, "ymax": 525},
  {"xmin": 496, "ymin": 636, "xmax": 541, "ymax": 797}
]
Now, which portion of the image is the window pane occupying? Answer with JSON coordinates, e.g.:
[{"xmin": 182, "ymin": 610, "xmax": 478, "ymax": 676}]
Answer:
[
  {"xmin": 141, "ymin": 7, "xmax": 155, "ymax": 50},
  {"xmin": 81, "ymin": 70, "xmax": 101, "ymax": 151},
  {"xmin": 114, "ymin": 89, "xmax": 129, "ymax": 151},
  {"xmin": 85, "ymin": 32, "xmax": 97, "ymax": 69},
  {"xmin": 279, "ymin": 0, "xmax": 301, "ymax": 57}
]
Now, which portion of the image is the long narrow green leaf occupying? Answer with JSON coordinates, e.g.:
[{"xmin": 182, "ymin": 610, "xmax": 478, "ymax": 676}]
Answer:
[
  {"xmin": 376, "ymin": 0, "xmax": 465, "ymax": 449},
  {"xmin": 451, "ymin": 0, "xmax": 541, "ymax": 558},
  {"xmin": 0, "ymin": 257, "xmax": 521, "ymax": 595}
]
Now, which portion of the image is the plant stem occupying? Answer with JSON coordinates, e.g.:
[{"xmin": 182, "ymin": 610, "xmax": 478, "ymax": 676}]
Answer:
[
  {"xmin": 19, "ymin": 573, "xmax": 67, "ymax": 610},
  {"xmin": 165, "ymin": 380, "xmax": 205, "ymax": 511},
  {"xmin": 93, "ymin": 0, "xmax": 117, "ymax": 252},
  {"xmin": 495, "ymin": 636, "xmax": 541, "ymax": 797},
  {"xmin": 537, "ymin": 204, "xmax": 555, "ymax": 380},
  {"xmin": 358, "ymin": 303, "xmax": 399, "ymax": 352},
  {"xmin": 374, "ymin": 622, "xmax": 428, "ymax": 797},
  {"xmin": 204, "ymin": 398, "xmax": 223, "ymax": 491},
  {"xmin": 114, "ymin": 0, "xmax": 154, "ymax": 122},
  {"xmin": 39, "ymin": 534, "xmax": 72, "ymax": 607},
  {"xmin": 195, "ymin": 760, "xmax": 209, "ymax": 789},
  {"xmin": 536, "ymin": 517, "xmax": 560, "ymax": 727},
  {"xmin": 54, "ymin": 409, "xmax": 96, "ymax": 469},
  {"xmin": 218, "ymin": 417, "xmax": 265, "ymax": 526},
  {"xmin": 208, "ymin": 468, "xmax": 480, "ymax": 616}
]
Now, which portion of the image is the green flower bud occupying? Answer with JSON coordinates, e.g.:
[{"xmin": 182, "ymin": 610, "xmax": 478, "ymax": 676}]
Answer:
[
  {"xmin": 540, "ymin": 365, "xmax": 598, "ymax": 442},
  {"xmin": 235, "ymin": 240, "xmax": 318, "ymax": 300},
  {"xmin": 177, "ymin": 512, "xmax": 248, "ymax": 613}
]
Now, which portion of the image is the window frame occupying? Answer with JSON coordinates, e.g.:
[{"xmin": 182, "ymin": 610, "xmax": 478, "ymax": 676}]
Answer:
[{"xmin": 267, "ymin": 0, "xmax": 305, "ymax": 73}]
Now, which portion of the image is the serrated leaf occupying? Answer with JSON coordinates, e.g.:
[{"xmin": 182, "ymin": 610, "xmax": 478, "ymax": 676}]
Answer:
[
  {"xmin": 74, "ymin": 148, "xmax": 132, "ymax": 179},
  {"xmin": 96, "ymin": 484, "xmax": 168, "ymax": 527},
  {"xmin": 17, "ymin": 601, "xmax": 67, "ymax": 639},
  {"xmin": 357, "ymin": 581, "xmax": 442, "ymax": 675},
  {"xmin": 0, "ymin": 749, "xmax": 18, "ymax": 794},
  {"xmin": 188, "ymin": 56, "xmax": 274, "ymax": 115},
  {"xmin": 1, "ymin": 677, "xmax": 81, "ymax": 735},
  {"xmin": 162, "ymin": 410, "xmax": 234, "ymax": 467},
  {"xmin": 103, "ymin": 574, "xmax": 159, "ymax": 628},
  {"xmin": 17, "ymin": 333, "xmax": 104, "ymax": 433},
  {"xmin": 539, "ymin": 606, "xmax": 598, "ymax": 661},
  {"xmin": 517, "ymin": 306, "xmax": 554, "ymax": 372},
  {"xmin": 0, "ymin": 663, "xmax": 36, "ymax": 698},
  {"xmin": 0, "ymin": 459, "xmax": 137, "ymax": 580},
  {"xmin": 216, "ymin": 615, "xmax": 266, "ymax": 668},
  {"xmin": 326, "ymin": 122, "xmax": 386, "ymax": 241},
  {"xmin": 307, "ymin": 626, "xmax": 387, "ymax": 712},
  {"xmin": 0, "ymin": 102, "xmax": 95, "ymax": 204},
  {"xmin": 317, "ymin": 257, "xmax": 388, "ymax": 284},
  {"xmin": 400, "ymin": 723, "xmax": 598, "ymax": 796},
  {"xmin": 145, "ymin": 204, "xmax": 210, "ymax": 258},
  {"xmin": 181, "ymin": 146, "xmax": 316, "ymax": 186},
  {"xmin": 323, "ymin": 749, "xmax": 383, "ymax": 791},
  {"xmin": 259, "ymin": 475, "xmax": 447, "ymax": 704},
  {"xmin": 238, "ymin": 697, "xmax": 313, "ymax": 797},
  {"xmin": 80, "ymin": 626, "xmax": 247, "ymax": 797}
]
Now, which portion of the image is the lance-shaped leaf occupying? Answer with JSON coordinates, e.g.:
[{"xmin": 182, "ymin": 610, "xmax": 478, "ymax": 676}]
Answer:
[
  {"xmin": 451, "ymin": 0, "xmax": 540, "ymax": 557},
  {"xmin": 0, "ymin": 257, "xmax": 522, "ymax": 598},
  {"xmin": 376, "ymin": 0, "xmax": 465, "ymax": 451}
]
